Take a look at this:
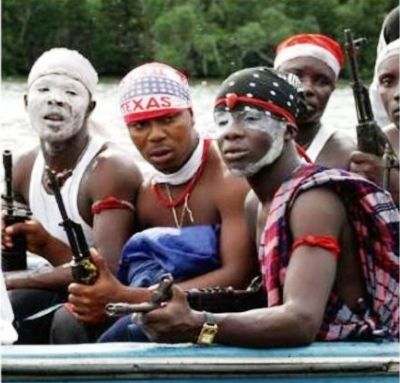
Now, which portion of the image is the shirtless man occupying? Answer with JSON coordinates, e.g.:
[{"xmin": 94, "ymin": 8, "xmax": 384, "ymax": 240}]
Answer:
[
  {"xmin": 131, "ymin": 67, "xmax": 398, "ymax": 347},
  {"xmin": 1, "ymin": 48, "xmax": 142, "ymax": 343},
  {"xmin": 350, "ymin": 39, "xmax": 399, "ymax": 203},
  {"xmin": 244, "ymin": 34, "xmax": 358, "ymax": 242},
  {"xmin": 274, "ymin": 33, "xmax": 356, "ymax": 169},
  {"xmin": 57, "ymin": 62, "xmax": 256, "ymax": 343}
]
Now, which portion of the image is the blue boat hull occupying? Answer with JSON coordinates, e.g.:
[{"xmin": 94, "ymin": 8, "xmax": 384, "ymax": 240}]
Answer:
[{"xmin": 1, "ymin": 341, "xmax": 398, "ymax": 382}]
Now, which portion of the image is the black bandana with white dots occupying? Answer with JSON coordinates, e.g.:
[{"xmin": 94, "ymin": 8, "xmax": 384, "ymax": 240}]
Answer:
[{"xmin": 215, "ymin": 67, "xmax": 307, "ymax": 126}]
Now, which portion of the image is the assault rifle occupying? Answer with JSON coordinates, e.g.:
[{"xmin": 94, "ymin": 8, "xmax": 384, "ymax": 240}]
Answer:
[
  {"xmin": 344, "ymin": 29, "xmax": 393, "ymax": 157},
  {"xmin": 46, "ymin": 168, "xmax": 98, "ymax": 284},
  {"xmin": 105, "ymin": 275, "xmax": 266, "ymax": 316},
  {"xmin": 1, "ymin": 150, "xmax": 31, "ymax": 271}
]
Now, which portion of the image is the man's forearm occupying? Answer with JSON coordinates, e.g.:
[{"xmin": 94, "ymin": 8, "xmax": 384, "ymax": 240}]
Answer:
[
  {"xmin": 211, "ymin": 305, "xmax": 316, "ymax": 348},
  {"xmin": 39, "ymin": 238, "xmax": 73, "ymax": 266},
  {"xmin": 4, "ymin": 264, "xmax": 73, "ymax": 290}
]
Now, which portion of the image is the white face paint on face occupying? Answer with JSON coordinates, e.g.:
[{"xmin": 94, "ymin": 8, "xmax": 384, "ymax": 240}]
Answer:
[
  {"xmin": 231, "ymin": 121, "xmax": 285, "ymax": 177},
  {"xmin": 215, "ymin": 106, "xmax": 287, "ymax": 177},
  {"xmin": 26, "ymin": 74, "xmax": 91, "ymax": 143}
]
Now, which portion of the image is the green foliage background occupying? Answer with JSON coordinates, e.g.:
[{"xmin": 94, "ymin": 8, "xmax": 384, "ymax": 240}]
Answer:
[{"xmin": 2, "ymin": 0, "xmax": 397, "ymax": 79}]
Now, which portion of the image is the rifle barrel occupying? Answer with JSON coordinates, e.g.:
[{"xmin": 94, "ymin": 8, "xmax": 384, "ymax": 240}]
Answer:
[
  {"xmin": 3, "ymin": 150, "xmax": 14, "ymax": 216},
  {"xmin": 45, "ymin": 168, "xmax": 81, "ymax": 257},
  {"xmin": 46, "ymin": 168, "xmax": 69, "ymax": 221}
]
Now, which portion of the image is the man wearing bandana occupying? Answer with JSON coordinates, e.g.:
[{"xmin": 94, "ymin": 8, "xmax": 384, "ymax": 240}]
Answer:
[
  {"xmin": 1, "ymin": 48, "xmax": 143, "ymax": 343},
  {"xmin": 274, "ymin": 33, "xmax": 356, "ymax": 169},
  {"xmin": 369, "ymin": 6, "xmax": 399, "ymax": 129},
  {"xmin": 59, "ymin": 63, "xmax": 256, "ymax": 343},
  {"xmin": 350, "ymin": 39, "xmax": 399, "ymax": 204},
  {"xmin": 132, "ymin": 67, "xmax": 398, "ymax": 347}
]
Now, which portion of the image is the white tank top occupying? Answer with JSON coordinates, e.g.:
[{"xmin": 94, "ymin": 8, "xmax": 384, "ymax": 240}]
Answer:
[
  {"xmin": 29, "ymin": 136, "xmax": 106, "ymax": 247},
  {"xmin": 306, "ymin": 124, "xmax": 335, "ymax": 162}
]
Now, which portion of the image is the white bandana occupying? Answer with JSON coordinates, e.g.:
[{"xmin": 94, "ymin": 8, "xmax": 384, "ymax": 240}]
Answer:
[
  {"xmin": 27, "ymin": 48, "xmax": 98, "ymax": 95},
  {"xmin": 376, "ymin": 39, "xmax": 400, "ymax": 70},
  {"xmin": 151, "ymin": 139, "xmax": 204, "ymax": 185}
]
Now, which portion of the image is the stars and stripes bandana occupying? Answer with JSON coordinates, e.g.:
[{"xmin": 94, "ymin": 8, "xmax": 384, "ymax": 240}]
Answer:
[
  {"xmin": 119, "ymin": 62, "xmax": 192, "ymax": 124},
  {"xmin": 215, "ymin": 67, "xmax": 306, "ymax": 127}
]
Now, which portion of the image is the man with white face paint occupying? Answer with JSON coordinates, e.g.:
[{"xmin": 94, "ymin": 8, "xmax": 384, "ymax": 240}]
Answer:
[
  {"xmin": 133, "ymin": 67, "xmax": 398, "ymax": 347},
  {"xmin": 350, "ymin": 39, "xmax": 399, "ymax": 204},
  {"xmin": 1, "ymin": 48, "xmax": 142, "ymax": 344},
  {"xmin": 27, "ymin": 74, "xmax": 90, "ymax": 143}
]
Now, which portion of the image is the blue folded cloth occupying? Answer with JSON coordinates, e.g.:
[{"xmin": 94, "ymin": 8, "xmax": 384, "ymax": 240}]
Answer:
[{"xmin": 117, "ymin": 225, "xmax": 221, "ymax": 287}]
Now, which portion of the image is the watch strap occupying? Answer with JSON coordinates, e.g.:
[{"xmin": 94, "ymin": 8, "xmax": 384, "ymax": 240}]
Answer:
[{"xmin": 197, "ymin": 311, "xmax": 218, "ymax": 345}]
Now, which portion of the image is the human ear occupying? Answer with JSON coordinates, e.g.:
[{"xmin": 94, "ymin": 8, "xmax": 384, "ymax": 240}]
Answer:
[
  {"xmin": 86, "ymin": 100, "xmax": 96, "ymax": 118},
  {"xmin": 284, "ymin": 123, "xmax": 298, "ymax": 140},
  {"xmin": 187, "ymin": 108, "xmax": 195, "ymax": 128}
]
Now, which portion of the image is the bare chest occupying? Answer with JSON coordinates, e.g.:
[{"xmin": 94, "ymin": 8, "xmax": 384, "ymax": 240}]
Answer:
[{"xmin": 138, "ymin": 185, "xmax": 220, "ymax": 229}]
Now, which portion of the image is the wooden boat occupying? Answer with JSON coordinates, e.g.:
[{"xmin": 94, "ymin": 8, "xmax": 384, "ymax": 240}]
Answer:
[{"xmin": 1, "ymin": 341, "xmax": 398, "ymax": 382}]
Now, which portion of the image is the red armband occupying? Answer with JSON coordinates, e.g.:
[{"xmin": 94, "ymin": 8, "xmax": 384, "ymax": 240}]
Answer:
[
  {"xmin": 292, "ymin": 235, "xmax": 341, "ymax": 259},
  {"xmin": 91, "ymin": 196, "xmax": 135, "ymax": 215}
]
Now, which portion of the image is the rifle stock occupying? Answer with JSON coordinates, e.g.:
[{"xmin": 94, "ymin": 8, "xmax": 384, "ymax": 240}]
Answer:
[
  {"xmin": 1, "ymin": 150, "xmax": 30, "ymax": 271},
  {"xmin": 46, "ymin": 168, "xmax": 98, "ymax": 285}
]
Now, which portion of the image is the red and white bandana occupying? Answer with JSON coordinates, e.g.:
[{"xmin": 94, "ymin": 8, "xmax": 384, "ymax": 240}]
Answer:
[
  {"xmin": 119, "ymin": 62, "xmax": 192, "ymax": 124},
  {"xmin": 274, "ymin": 34, "xmax": 345, "ymax": 79}
]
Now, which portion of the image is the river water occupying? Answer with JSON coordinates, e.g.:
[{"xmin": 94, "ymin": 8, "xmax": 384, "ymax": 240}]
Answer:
[{"xmin": 1, "ymin": 80, "xmax": 357, "ymax": 176}]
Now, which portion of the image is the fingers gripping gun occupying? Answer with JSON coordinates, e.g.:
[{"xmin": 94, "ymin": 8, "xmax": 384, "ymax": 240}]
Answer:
[
  {"xmin": 106, "ymin": 274, "xmax": 174, "ymax": 315},
  {"xmin": 1, "ymin": 150, "xmax": 31, "ymax": 271},
  {"xmin": 46, "ymin": 168, "xmax": 98, "ymax": 284}
]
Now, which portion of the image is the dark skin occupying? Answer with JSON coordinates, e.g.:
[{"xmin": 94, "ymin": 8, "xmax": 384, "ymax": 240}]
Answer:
[
  {"xmin": 135, "ymin": 112, "xmax": 366, "ymax": 348},
  {"xmin": 278, "ymin": 56, "xmax": 356, "ymax": 169},
  {"xmin": 350, "ymin": 54, "xmax": 399, "ymax": 202},
  {"xmin": 2, "ymin": 79, "xmax": 142, "ymax": 291},
  {"xmin": 68, "ymin": 110, "xmax": 257, "ymax": 323}
]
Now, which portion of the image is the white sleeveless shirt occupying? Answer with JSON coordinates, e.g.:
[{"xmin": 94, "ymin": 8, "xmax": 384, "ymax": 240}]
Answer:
[
  {"xmin": 29, "ymin": 136, "xmax": 106, "ymax": 247},
  {"xmin": 306, "ymin": 124, "xmax": 335, "ymax": 162}
]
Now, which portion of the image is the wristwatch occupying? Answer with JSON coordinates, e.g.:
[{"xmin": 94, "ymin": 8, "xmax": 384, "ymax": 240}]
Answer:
[{"xmin": 197, "ymin": 311, "xmax": 218, "ymax": 345}]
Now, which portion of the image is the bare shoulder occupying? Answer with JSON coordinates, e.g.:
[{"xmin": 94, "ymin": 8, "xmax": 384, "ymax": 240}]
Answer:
[
  {"xmin": 290, "ymin": 187, "xmax": 347, "ymax": 235},
  {"xmin": 244, "ymin": 190, "xmax": 259, "ymax": 240},
  {"xmin": 86, "ymin": 141, "xmax": 143, "ymax": 198},
  {"xmin": 319, "ymin": 130, "xmax": 356, "ymax": 169},
  {"xmin": 91, "ymin": 142, "xmax": 142, "ymax": 180},
  {"xmin": 244, "ymin": 189, "xmax": 260, "ymax": 214}
]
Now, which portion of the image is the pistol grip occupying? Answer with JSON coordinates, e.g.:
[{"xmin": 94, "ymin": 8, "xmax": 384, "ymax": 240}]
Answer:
[{"xmin": 2, "ymin": 215, "xmax": 28, "ymax": 271}]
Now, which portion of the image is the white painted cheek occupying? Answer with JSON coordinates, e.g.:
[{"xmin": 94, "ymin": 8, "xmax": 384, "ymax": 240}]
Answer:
[
  {"xmin": 237, "ymin": 125, "xmax": 285, "ymax": 177},
  {"xmin": 259, "ymin": 127, "xmax": 284, "ymax": 165},
  {"xmin": 66, "ymin": 96, "xmax": 90, "ymax": 136},
  {"xmin": 27, "ymin": 93, "xmax": 47, "ymax": 137}
]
